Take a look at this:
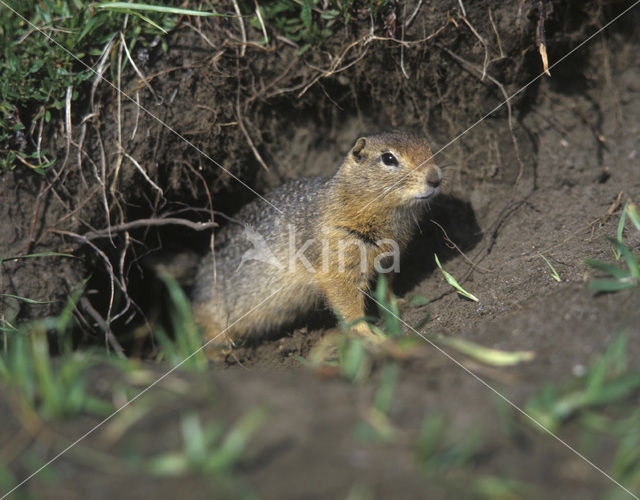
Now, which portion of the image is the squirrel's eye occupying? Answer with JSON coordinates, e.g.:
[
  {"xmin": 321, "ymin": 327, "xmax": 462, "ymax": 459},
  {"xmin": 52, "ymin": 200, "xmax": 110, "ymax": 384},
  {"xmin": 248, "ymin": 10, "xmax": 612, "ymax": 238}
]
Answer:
[{"xmin": 381, "ymin": 152, "xmax": 398, "ymax": 167}]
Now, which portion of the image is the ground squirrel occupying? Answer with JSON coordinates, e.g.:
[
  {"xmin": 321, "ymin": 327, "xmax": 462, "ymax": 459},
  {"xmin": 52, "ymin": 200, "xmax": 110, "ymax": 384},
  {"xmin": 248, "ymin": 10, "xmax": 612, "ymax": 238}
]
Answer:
[{"xmin": 192, "ymin": 130, "xmax": 442, "ymax": 356}]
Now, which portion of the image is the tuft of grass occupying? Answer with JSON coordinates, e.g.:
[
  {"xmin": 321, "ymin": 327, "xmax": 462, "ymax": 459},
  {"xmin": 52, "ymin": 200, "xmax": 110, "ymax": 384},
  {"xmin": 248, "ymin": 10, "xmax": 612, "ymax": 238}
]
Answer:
[
  {"xmin": 0, "ymin": 315, "xmax": 114, "ymax": 419},
  {"xmin": 416, "ymin": 412, "xmax": 535, "ymax": 498},
  {"xmin": 524, "ymin": 333, "xmax": 640, "ymax": 497},
  {"xmin": 153, "ymin": 274, "xmax": 208, "ymax": 372},
  {"xmin": 606, "ymin": 428, "xmax": 640, "ymax": 500},
  {"xmin": 434, "ymin": 254, "xmax": 479, "ymax": 302},
  {"xmin": 586, "ymin": 200, "xmax": 640, "ymax": 292},
  {"xmin": 471, "ymin": 475, "xmax": 536, "ymax": 500},
  {"xmin": 336, "ymin": 333, "xmax": 371, "ymax": 382},
  {"xmin": 585, "ymin": 239, "xmax": 639, "ymax": 291},
  {"xmin": 147, "ymin": 408, "xmax": 267, "ymax": 483},
  {"xmin": 525, "ymin": 333, "xmax": 640, "ymax": 433},
  {"xmin": 353, "ymin": 362, "xmax": 400, "ymax": 443},
  {"xmin": 417, "ymin": 413, "xmax": 483, "ymax": 472},
  {"xmin": 246, "ymin": 0, "xmax": 392, "ymax": 53},
  {"xmin": 373, "ymin": 273, "xmax": 403, "ymax": 337},
  {"xmin": 0, "ymin": 1, "xmax": 214, "ymax": 171},
  {"xmin": 0, "ymin": 277, "xmax": 141, "ymax": 419},
  {"xmin": 627, "ymin": 202, "xmax": 640, "ymax": 232}
]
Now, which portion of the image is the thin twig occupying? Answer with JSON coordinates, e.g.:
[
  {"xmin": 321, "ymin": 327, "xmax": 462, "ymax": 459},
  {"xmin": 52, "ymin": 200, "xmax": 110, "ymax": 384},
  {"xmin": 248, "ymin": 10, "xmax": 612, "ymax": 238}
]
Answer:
[
  {"xmin": 130, "ymin": 91, "xmax": 140, "ymax": 140},
  {"xmin": 52, "ymin": 230, "xmax": 121, "ymax": 347},
  {"xmin": 62, "ymin": 84, "xmax": 73, "ymax": 170},
  {"xmin": 78, "ymin": 296, "xmax": 125, "ymax": 357},
  {"xmin": 405, "ymin": 0, "xmax": 423, "ymax": 28},
  {"xmin": 119, "ymin": 32, "xmax": 160, "ymax": 102},
  {"xmin": 457, "ymin": 0, "xmax": 467, "ymax": 17},
  {"xmin": 232, "ymin": 0, "xmax": 247, "ymax": 57},
  {"xmin": 123, "ymin": 152, "xmax": 164, "ymax": 196},
  {"xmin": 459, "ymin": 14, "xmax": 489, "ymax": 80},
  {"xmin": 263, "ymin": 24, "xmax": 448, "ymax": 100},
  {"xmin": 24, "ymin": 181, "xmax": 47, "ymax": 253},
  {"xmin": 36, "ymin": 107, "xmax": 45, "ymax": 163},
  {"xmin": 488, "ymin": 8, "xmax": 504, "ymax": 58},
  {"xmin": 80, "ymin": 218, "xmax": 218, "ymax": 240},
  {"xmin": 254, "ymin": 0, "xmax": 268, "ymax": 44},
  {"xmin": 429, "ymin": 219, "xmax": 490, "ymax": 273},
  {"xmin": 236, "ymin": 91, "xmax": 271, "ymax": 172},
  {"xmin": 181, "ymin": 161, "xmax": 217, "ymax": 288},
  {"xmin": 400, "ymin": 3, "xmax": 409, "ymax": 79},
  {"xmin": 440, "ymin": 46, "xmax": 525, "ymax": 184},
  {"xmin": 184, "ymin": 21, "xmax": 217, "ymax": 49}
]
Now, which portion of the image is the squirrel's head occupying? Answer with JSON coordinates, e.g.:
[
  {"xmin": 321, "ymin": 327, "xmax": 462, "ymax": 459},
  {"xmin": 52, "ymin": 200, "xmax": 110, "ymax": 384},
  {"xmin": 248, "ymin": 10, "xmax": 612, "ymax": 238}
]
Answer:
[{"xmin": 337, "ymin": 130, "xmax": 442, "ymax": 208}]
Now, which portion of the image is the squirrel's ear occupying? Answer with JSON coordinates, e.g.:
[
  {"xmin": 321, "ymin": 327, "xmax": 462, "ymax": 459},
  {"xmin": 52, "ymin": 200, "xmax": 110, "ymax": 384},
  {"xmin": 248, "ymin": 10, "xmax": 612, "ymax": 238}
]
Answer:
[{"xmin": 351, "ymin": 137, "xmax": 367, "ymax": 162}]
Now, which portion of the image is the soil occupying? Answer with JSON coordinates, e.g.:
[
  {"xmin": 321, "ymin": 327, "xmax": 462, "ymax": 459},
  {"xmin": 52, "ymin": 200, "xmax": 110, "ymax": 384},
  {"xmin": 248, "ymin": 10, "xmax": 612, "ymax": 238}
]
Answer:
[{"xmin": 1, "ymin": 1, "xmax": 640, "ymax": 499}]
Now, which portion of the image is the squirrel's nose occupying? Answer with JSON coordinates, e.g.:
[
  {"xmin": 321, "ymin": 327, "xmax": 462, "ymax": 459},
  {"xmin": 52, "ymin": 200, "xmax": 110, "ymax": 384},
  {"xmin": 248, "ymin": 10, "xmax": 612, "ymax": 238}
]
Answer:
[{"xmin": 426, "ymin": 169, "xmax": 442, "ymax": 189}]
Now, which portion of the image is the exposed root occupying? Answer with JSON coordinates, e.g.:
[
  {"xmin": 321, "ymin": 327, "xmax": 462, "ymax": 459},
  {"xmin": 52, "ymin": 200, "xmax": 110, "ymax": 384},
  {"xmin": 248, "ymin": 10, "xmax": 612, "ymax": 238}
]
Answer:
[
  {"xmin": 52, "ymin": 230, "xmax": 124, "ymax": 351},
  {"xmin": 439, "ymin": 45, "xmax": 526, "ymax": 185},
  {"xmin": 120, "ymin": 32, "xmax": 160, "ymax": 103},
  {"xmin": 236, "ymin": 92, "xmax": 271, "ymax": 172},
  {"xmin": 80, "ymin": 218, "xmax": 218, "ymax": 241},
  {"xmin": 123, "ymin": 152, "xmax": 164, "ymax": 197},
  {"xmin": 231, "ymin": 0, "xmax": 247, "ymax": 57},
  {"xmin": 488, "ymin": 7, "xmax": 505, "ymax": 59},
  {"xmin": 429, "ymin": 219, "xmax": 490, "ymax": 274},
  {"xmin": 458, "ymin": 12, "xmax": 489, "ymax": 80}
]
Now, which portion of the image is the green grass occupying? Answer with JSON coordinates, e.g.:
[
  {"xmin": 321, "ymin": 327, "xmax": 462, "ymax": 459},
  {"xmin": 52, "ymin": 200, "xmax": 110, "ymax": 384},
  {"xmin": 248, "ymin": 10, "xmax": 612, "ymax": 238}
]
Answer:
[
  {"xmin": 586, "ymin": 201, "xmax": 640, "ymax": 292},
  {"xmin": 0, "ymin": 312, "xmax": 114, "ymax": 419},
  {"xmin": 524, "ymin": 333, "xmax": 640, "ymax": 497},
  {"xmin": 1, "ymin": 0, "xmax": 393, "ymax": 172},
  {"xmin": 525, "ymin": 333, "xmax": 640, "ymax": 433},
  {"xmin": 247, "ymin": 0, "xmax": 391, "ymax": 53},
  {"xmin": 353, "ymin": 362, "xmax": 400, "ymax": 443},
  {"xmin": 539, "ymin": 253, "xmax": 562, "ymax": 282},
  {"xmin": 0, "ymin": 279, "xmax": 119, "ymax": 419},
  {"xmin": 434, "ymin": 254, "xmax": 479, "ymax": 301},
  {"xmin": 147, "ymin": 408, "xmax": 266, "ymax": 496},
  {"xmin": 415, "ymin": 413, "xmax": 535, "ymax": 499},
  {"xmin": 0, "ymin": 0, "xmax": 208, "ymax": 171},
  {"xmin": 417, "ymin": 413, "xmax": 483, "ymax": 472},
  {"xmin": 153, "ymin": 274, "xmax": 208, "ymax": 371}
]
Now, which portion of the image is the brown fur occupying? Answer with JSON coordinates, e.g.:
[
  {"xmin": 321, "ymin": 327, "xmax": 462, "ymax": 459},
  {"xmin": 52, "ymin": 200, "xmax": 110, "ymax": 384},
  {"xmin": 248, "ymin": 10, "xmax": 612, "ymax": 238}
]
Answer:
[{"xmin": 192, "ymin": 131, "xmax": 442, "ymax": 357}]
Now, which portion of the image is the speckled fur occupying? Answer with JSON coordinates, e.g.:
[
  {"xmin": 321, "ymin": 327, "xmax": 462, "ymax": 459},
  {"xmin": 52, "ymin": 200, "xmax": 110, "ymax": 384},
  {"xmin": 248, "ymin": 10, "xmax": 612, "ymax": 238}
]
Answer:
[{"xmin": 192, "ymin": 131, "xmax": 442, "ymax": 354}]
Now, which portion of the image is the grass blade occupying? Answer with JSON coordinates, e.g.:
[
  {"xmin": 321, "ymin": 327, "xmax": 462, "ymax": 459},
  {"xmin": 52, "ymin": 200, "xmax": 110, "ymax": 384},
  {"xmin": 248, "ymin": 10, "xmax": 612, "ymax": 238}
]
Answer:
[
  {"xmin": 608, "ymin": 238, "xmax": 639, "ymax": 278},
  {"xmin": 95, "ymin": 3, "xmax": 228, "ymax": 17},
  {"xmin": 434, "ymin": 254, "xmax": 479, "ymax": 302},
  {"xmin": 586, "ymin": 279, "xmax": 636, "ymax": 292},
  {"xmin": 0, "ymin": 252, "xmax": 73, "ymax": 265},
  {"xmin": 584, "ymin": 259, "xmax": 630, "ymax": 279},
  {"xmin": 539, "ymin": 253, "xmax": 561, "ymax": 282},
  {"xmin": 433, "ymin": 333, "xmax": 535, "ymax": 367},
  {"xmin": 0, "ymin": 294, "xmax": 55, "ymax": 305},
  {"xmin": 627, "ymin": 202, "xmax": 640, "ymax": 232}
]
